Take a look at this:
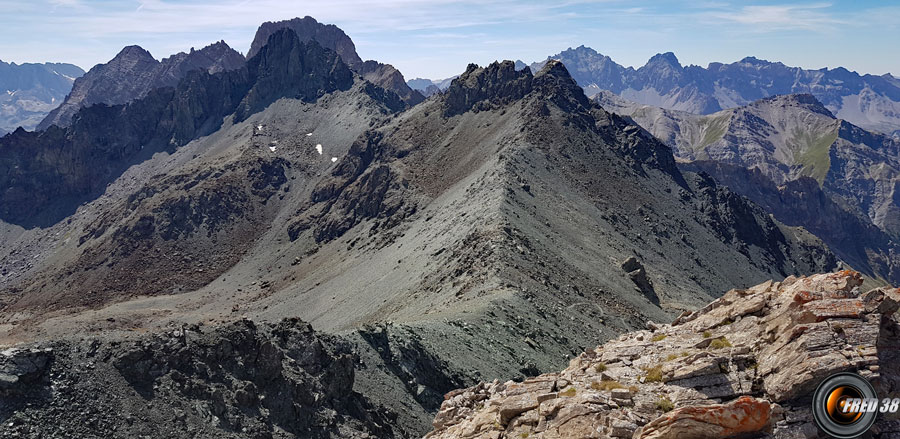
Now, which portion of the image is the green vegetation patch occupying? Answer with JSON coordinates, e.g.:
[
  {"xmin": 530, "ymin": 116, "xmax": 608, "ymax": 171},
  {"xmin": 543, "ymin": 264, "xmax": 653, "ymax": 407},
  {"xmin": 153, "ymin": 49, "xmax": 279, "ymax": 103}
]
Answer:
[
  {"xmin": 592, "ymin": 380, "xmax": 625, "ymax": 391},
  {"xmin": 656, "ymin": 396, "xmax": 675, "ymax": 412},
  {"xmin": 644, "ymin": 364, "xmax": 665, "ymax": 382},
  {"xmin": 791, "ymin": 123, "xmax": 839, "ymax": 184},
  {"xmin": 695, "ymin": 112, "xmax": 732, "ymax": 151},
  {"xmin": 709, "ymin": 336, "xmax": 732, "ymax": 350}
]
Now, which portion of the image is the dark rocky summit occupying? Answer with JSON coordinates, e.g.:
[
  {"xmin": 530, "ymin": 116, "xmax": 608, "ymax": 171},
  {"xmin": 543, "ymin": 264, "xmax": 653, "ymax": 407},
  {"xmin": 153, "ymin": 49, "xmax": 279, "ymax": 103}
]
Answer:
[
  {"xmin": 37, "ymin": 41, "xmax": 245, "ymax": 130},
  {"xmin": 0, "ymin": 60, "xmax": 84, "ymax": 133},
  {"xmin": 249, "ymin": 16, "xmax": 424, "ymax": 106}
]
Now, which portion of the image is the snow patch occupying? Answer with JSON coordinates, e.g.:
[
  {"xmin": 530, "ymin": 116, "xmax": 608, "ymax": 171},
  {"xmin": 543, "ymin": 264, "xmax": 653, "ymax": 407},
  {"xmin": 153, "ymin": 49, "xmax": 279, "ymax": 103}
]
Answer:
[
  {"xmin": 269, "ymin": 146, "xmax": 277, "ymax": 152},
  {"xmin": 331, "ymin": 157, "xmax": 338, "ymax": 163},
  {"xmin": 315, "ymin": 144, "xmax": 323, "ymax": 155},
  {"xmin": 256, "ymin": 125, "xmax": 263, "ymax": 131},
  {"xmin": 306, "ymin": 133, "xmax": 313, "ymax": 136}
]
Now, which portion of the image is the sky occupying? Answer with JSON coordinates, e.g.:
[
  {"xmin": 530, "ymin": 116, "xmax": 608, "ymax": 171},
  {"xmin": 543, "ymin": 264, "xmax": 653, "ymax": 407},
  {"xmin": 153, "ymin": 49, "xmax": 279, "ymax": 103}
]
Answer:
[{"xmin": 0, "ymin": 0, "xmax": 897, "ymax": 80}]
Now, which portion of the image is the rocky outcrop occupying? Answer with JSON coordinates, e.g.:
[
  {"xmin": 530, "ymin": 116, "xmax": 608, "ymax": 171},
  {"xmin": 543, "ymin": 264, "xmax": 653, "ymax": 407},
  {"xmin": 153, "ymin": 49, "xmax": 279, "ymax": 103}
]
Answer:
[
  {"xmin": 248, "ymin": 16, "xmax": 424, "ymax": 107},
  {"xmin": 0, "ymin": 347, "xmax": 52, "ymax": 395},
  {"xmin": 0, "ymin": 318, "xmax": 397, "ymax": 439},
  {"xmin": 443, "ymin": 61, "xmax": 535, "ymax": 116},
  {"xmin": 287, "ymin": 130, "xmax": 416, "ymax": 243},
  {"xmin": 37, "ymin": 41, "xmax": 244, "ymax": 130},
  {"xmin": 233, "ymin": 28, "xmax": 355, "ymax": 122},
  {"xmin": 425, "ymin": 271, "xmax": 900, "ymax": 438},
  {"xmin": 0, "ymin": 60, "xmax": 84, "ymax": 133}
]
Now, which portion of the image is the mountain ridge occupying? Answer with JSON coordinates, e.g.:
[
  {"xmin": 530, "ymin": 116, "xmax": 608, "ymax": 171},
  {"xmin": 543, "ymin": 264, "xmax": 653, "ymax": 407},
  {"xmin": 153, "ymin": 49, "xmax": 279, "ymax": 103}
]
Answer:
[
  {"xmin": 0, "ymin": 28, "xmax": 404, "ymax": 229},
  {"xmin": 36, "ymin": 40, "xmax": 246, "ymax": 130},
  {"xmin": 406, "ymin": 46, "xmax": 900, "ymax": 135}
]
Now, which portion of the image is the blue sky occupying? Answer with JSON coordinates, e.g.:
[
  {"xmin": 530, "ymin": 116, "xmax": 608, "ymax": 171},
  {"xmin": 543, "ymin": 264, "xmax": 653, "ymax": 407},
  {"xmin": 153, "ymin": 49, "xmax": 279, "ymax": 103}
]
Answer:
[{"xmin": 0, "ymin": 0, "xmax": 897, "ymax": 80}]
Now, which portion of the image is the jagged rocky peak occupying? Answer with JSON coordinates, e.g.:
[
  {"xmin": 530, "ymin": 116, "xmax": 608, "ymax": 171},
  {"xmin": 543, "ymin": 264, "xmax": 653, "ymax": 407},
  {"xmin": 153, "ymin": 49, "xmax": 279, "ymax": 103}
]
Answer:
[
  {"xmin": 426, "ymin": 271, "xmax": 900, "ymax": 438},
  {"xmin": 531, "ymin": 59, "xmax": 593, "ymax": 111},
  {"xmin": 247, "ymin": 16, "xmax": 363, "ymax": 67},
  {"xmin": 442, "ymin": 60, "xmax": 534, "ymax": 116},
  {"xmin": 534, "ymin": 59, "xmax": 580, "ymax": 88},
  {"xmin": 739, "ymin": 55, "xmax": 776, "ymax": 66},
  {"xmin": 247, "ymin": 16, "xmax": 422, "ymax": 107},
  {"xmin": 646, "ymin": 51, "xmax": 682, "ymax": 69},
  {"xmin": 236, "ymin": 28, "xmax": 355, "ymax": 121},
  {"xmin": 442, "ymin": 59, "xmax": 590, "ymax": 117},
  {"xmin": 184, "ymin": 40, "xmax": 245, "ymax": 73},
  {"xmin": 111, "ymin": 45, "xmax": 157, "ymax": 64}
]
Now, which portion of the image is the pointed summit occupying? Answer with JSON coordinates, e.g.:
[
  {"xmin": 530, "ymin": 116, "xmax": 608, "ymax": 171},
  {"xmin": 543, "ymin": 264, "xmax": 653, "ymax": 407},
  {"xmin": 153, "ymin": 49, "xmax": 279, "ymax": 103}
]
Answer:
[
  {"xmin": 646, "ymin": 52, "xmax": 681, "ymax": 69},
  {"xmin": 235, "ymin": 28, "xmax": 354, "ymax": 122},
  {"xmin": 739, "ymin": 56, "xmax": 773, "ymax": 66},
  {"xmin": 113, "ymin": 45, "xmax": 156, "ymax": 62}
]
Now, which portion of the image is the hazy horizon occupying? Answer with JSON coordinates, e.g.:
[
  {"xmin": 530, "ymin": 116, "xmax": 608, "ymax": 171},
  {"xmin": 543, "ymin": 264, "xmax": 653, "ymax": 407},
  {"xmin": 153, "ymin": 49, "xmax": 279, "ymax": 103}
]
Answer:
[{"xmin": 1, "ymin": 0, "xmax": 898, "ymax": 80}]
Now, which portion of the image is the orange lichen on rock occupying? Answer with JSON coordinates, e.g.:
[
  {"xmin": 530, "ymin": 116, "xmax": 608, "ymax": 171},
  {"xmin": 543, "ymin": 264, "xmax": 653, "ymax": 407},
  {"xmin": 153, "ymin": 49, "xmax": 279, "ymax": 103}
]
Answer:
[{"xmin": 636, "ymin": 396, "xmax": 771, "ymax": 439}]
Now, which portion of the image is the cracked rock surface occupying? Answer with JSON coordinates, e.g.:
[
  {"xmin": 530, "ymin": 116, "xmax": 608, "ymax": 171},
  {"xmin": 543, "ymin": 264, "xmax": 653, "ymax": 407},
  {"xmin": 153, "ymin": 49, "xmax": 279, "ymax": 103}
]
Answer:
[{"xmin": 425, "ymin": 271, "xmax": 900, "ymax": 438}]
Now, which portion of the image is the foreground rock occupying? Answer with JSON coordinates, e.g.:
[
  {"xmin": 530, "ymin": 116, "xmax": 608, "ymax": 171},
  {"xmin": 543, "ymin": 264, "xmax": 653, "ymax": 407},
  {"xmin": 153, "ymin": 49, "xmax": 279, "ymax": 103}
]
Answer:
[
  {"xmin": 0, "ymin": 318, "xmax": 396, "ymax": 439},
  {"xmin": 426, "ymin": 271, "xmax": 900, "ymax": 438}
]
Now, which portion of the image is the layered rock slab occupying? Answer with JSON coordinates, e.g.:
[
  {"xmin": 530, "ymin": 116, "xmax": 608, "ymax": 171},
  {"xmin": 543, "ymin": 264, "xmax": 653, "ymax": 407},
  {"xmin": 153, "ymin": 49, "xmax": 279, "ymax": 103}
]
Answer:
[{"xmin": 425, "ymin": 271, "xmax": 900, "ymax": 438}]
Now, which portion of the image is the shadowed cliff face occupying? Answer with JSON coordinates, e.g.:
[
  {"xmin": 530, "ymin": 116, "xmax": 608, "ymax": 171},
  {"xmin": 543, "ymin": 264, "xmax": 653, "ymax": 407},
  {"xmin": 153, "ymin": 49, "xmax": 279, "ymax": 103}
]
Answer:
[{"xmin": 0, "ymin": 29, "xmax": 389, "ymax": 228}]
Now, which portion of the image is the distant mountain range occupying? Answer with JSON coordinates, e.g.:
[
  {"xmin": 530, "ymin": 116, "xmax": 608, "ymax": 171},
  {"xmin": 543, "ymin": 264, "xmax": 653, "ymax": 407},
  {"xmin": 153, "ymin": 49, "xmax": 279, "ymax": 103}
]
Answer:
[
  {"xmin": 409, "ymin": 46, "xmax": 900, "ymax": 136},
  {"xmin": 598, "ymin": 91, "xmax": 900, "ymax": 285},
  {"xmin": 0, "ymin": 60, "xmax": 84, "ymax": 134}
]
